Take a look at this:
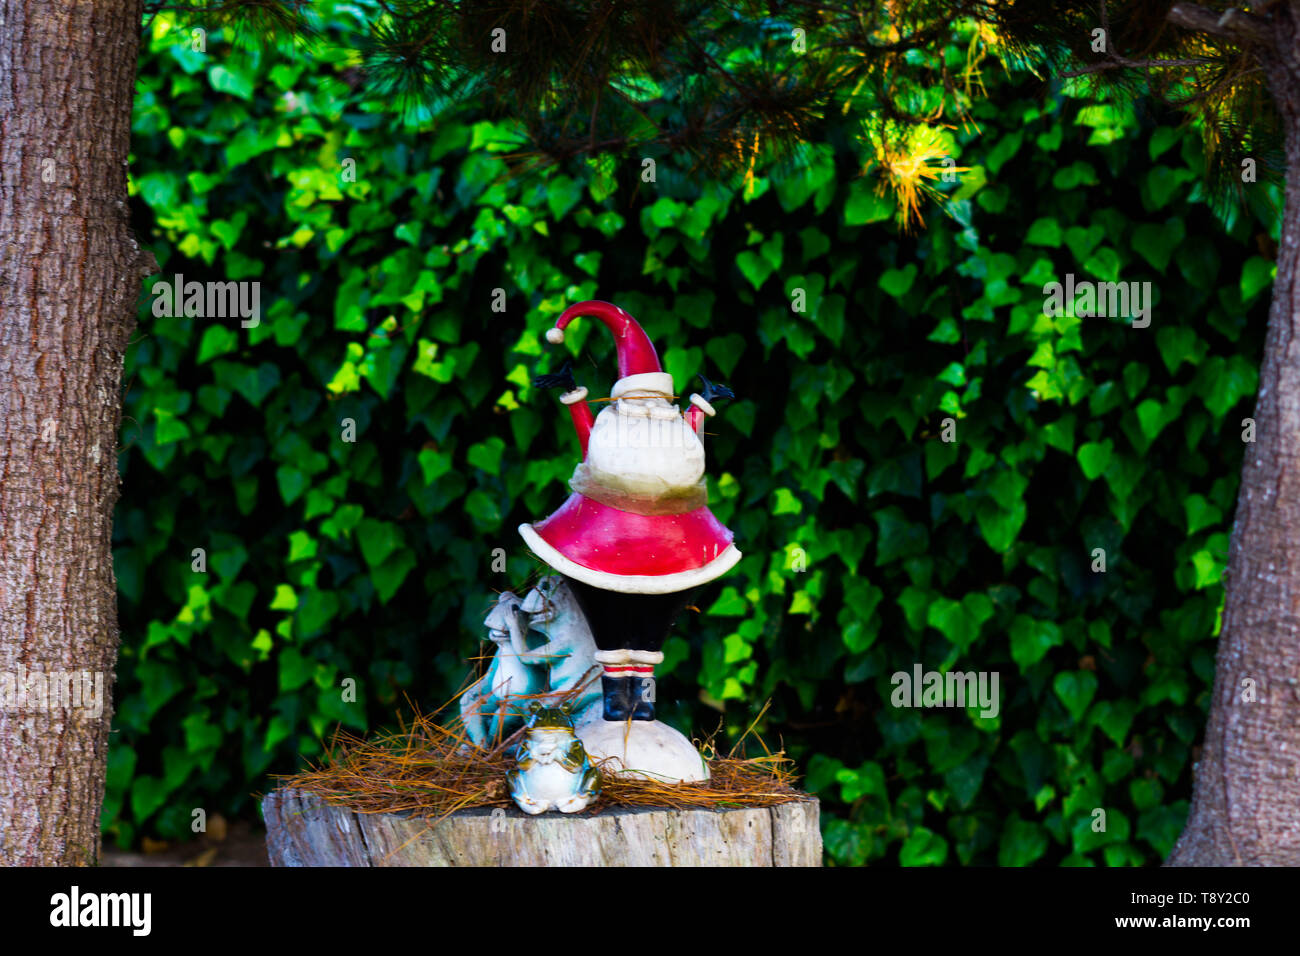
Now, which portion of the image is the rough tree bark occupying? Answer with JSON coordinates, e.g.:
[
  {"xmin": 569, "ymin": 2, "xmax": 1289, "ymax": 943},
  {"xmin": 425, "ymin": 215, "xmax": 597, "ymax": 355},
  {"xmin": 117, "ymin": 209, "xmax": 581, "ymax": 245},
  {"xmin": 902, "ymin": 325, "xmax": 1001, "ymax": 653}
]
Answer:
[
  {"xmin": 1167, "ymin": 2, "xmax": 1300, "ymax": 865},
  {"xmin": 0, "ymin": 0, "xmax": 156, "ymax": 865}
]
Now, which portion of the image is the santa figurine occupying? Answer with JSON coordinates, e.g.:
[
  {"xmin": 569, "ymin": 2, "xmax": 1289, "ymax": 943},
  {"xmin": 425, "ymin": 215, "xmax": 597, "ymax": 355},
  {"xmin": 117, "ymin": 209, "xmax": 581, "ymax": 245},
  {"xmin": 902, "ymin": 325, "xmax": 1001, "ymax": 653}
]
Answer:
[{"xmin": 520, "ymin": 300, "xmax": 740, "ymax": 782}]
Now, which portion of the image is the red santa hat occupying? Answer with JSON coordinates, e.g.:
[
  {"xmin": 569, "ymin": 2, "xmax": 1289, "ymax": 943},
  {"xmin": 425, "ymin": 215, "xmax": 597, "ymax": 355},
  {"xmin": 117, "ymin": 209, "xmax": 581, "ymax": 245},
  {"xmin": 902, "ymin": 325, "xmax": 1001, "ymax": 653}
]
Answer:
[
  {"xmin": 544, "ymin": 300, "xmax": 676, "ymax": 399},
  {"xmin": 519, "ymin": 300, "xmax": 741, "ymax": 595}
]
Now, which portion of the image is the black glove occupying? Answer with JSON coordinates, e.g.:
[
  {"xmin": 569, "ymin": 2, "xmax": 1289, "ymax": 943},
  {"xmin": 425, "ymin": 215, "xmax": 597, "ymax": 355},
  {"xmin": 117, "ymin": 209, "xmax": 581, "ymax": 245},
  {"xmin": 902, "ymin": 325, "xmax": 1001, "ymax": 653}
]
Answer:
[
  {"xmin": 697, "ymin": 373, "xmax": 735, "ymax": 403},
  {"xmin": 533, "ymin": 360, "xmax": 578, "ymax": 392}
]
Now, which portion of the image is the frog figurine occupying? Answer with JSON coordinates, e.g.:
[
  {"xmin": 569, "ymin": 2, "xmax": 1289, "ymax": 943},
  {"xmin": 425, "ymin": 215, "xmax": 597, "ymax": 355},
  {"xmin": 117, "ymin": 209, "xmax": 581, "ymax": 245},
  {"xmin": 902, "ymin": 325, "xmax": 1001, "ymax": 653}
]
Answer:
[{"xmin": 507, "ymin": 702, "xmax": 601, "ymax": 815}]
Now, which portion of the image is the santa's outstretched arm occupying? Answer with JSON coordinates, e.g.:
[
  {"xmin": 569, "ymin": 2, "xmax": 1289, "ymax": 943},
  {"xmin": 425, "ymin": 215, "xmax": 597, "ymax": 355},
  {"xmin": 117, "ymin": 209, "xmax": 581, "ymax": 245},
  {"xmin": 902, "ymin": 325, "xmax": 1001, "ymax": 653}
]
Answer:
[
  {"xmin": 685, "ymin": 394, "xmax": 714, "ymax": 436},
  {"xmin": 533, "ymin": 359, "xmax": 595, "ymax": 456},
  {"xmin": 686, "ymin": 373, "xmax": 734, "ymax": 437},
  {"xmin": 560, "ymin": 387, "xmax": 594, "ymax": 457}
]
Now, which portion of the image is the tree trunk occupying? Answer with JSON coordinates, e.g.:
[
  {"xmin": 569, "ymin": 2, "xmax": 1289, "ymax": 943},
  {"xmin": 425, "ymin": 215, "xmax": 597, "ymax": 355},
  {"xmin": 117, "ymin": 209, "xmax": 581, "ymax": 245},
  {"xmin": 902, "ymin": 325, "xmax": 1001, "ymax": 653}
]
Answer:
[
  {"xmin": 1168, "ymin": 27, "xmax": 1300, "ymax": 865},
  {"xmin": 262, "ymin": 788, "xmax": 823, "ymax": 866},
  {"xmin": 0, "ymin": 0, "xmax": 155, "ymax": 865}
]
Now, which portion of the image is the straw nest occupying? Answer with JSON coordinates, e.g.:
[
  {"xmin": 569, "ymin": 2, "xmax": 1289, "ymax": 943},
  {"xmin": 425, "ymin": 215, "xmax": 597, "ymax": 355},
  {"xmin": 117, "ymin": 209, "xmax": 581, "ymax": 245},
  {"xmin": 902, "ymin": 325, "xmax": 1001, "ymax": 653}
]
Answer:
[{"xmin": 276, "ymin": 693, "xmax": 806, "ymax": 825}]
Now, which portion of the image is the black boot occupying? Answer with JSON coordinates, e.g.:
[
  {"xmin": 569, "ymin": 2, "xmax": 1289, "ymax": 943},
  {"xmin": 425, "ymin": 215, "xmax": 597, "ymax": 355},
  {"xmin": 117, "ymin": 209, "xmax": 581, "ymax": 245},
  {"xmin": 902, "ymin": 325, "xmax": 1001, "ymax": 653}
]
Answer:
[
  {"xmin": 602, "ymin": 676, "xmax": 631, "ymax": 721},
  {"xmin": 631, "ymin": 675, "xmax": 656, "ymax": 721}
]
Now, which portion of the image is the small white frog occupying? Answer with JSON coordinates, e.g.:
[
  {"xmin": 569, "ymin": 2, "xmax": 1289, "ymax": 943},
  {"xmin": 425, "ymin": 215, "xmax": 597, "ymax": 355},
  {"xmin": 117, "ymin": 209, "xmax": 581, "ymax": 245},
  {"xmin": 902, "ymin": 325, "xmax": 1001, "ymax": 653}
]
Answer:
[{"xmin": 507, "ymin": 702, "xmax": 601, "ymax": 815}]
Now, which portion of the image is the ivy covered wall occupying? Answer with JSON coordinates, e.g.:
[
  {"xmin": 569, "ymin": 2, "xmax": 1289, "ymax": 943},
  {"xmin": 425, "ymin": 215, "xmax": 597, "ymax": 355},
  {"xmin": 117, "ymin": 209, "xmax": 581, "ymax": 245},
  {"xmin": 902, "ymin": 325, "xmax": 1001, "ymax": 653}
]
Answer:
[{"xmin": 109, "ymin": 6, "xmax": 1274, "ymax": 865}]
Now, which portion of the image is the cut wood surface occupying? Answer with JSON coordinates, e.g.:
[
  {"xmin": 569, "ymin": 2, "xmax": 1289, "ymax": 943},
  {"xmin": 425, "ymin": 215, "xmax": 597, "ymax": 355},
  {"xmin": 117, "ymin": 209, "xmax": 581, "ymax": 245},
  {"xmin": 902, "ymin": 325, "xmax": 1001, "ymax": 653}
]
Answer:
[{"xmin": 263, "ymin": 787, "xmax": 822, "ymax": 866}]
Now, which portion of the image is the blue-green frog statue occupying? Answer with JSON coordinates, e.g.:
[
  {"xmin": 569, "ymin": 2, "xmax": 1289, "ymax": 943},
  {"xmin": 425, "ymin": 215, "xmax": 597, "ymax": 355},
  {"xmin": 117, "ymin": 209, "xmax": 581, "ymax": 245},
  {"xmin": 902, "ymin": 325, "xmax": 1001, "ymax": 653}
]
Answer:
[{"xmin": 507, "ymin": 702, "xmax": 601, "ymax": 814}]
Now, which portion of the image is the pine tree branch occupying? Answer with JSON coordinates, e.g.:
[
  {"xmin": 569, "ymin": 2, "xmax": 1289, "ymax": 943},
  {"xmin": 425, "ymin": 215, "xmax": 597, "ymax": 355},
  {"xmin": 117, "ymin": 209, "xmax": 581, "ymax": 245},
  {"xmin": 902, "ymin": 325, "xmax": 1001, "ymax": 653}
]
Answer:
[
  {"xmin": 1061, "ymin": 56, "xmax": 1217, "ymax": 78},
  {"xmin": 1167, "ymin": 3, "xmax": 1275, "ymax": 46},
  {"xmin": 1165, "ymin": 65, "xmax": 1265, "ymax": 108},
  {"xmin": 1062, "ymin": 0, "xmax": 1221, "ymax": 77}
]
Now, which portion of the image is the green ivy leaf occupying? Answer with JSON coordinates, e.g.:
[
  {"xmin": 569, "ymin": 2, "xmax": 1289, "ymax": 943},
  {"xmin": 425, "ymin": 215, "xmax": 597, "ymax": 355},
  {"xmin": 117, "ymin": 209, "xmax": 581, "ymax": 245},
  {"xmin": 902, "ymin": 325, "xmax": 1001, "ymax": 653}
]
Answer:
[
  {"xmin": 1144, "ymin": 165, "xmax": 1186, "ymax": 209},
  {"xmin": 1053, "ymin": 670, "xmax": 1099, "ymax": 723},
  {"xmin": 1095, "ymin": 699, "xmax": 1139, "ymax": 746},
  {"xmin": 418, "ymin": 448, "xmax": 453, "ymax": 484},
  {"xmin": 278, "ymin": 647, "xmax": 315, "ymax": 692},
  {"xmin": 1184, "ymin": 493, "xmax": 1223, "ymax": 535},
  {"xmin": 130, "ymin": 775, "xmax": 172, "ymax": 822},
  {"xmin": 873, "ymin": 507, "xmax": 929, "ymax": 565},
  {"xmin": 154, "ymin": 408, "xmax": 192, "ymax": 446},
  {"xmin": 1197, "ymin": 355, "xmax": 1257, "ymax": 420},
  {"xmin": 998, "ymin": 817, "xmax": 1048, "ymax": 866},
  {"xmin": 355, "ymin": 518, "xmax": 403, "ymax": 568},
  {"xmin": 464, "ymin": 489, "xmax": 502, "ymax": 531},
  {"xmin": 1009, "ymin": 615, "xmax": 1063, "ymax": 670},
  {"xmin": 1154, "ymin": 326, "xmax": 1206, "ymax": 375},
  {"xmin": 269, "ymin": 583, "xmax": 298, "ymax": 612},
  {"xmin": 1077, "ymin": 440, "xmax": 1113, "ymax": 480},
  {"xmin": 844, "ymin": 181, "xmax": 893, "ymax": 225},
  {"xmin": 287, "ymin": 530, "xmax": 318, "ymax": 563},
  {"xmin": 136, "ymin": 170, "xmax": 180, "ymax": 209},
  {"xmin": 467, "ymin": 437, "xmax": 505, "ymax": 474},
  {"xmin": 735, "ymin": 249, "xmax": 775, "ymax": 289},
  {"xmin": 1241, "ymin": 256, "xmax": 1275, "ymax": 302},
  {"xmin": 927, "ymin": 594, "xmax": 992, "ymax": 652},
  {"xmin": 705, "ymin": 333, "xmax": 746, "ymax": 377},
  {"xmin": 985, "ymin": 131, "xmax": 1023, "ymax": 173},
  {"xmin": 900, "ymin": 827, "xmax": 949, "ymax": 866},
  {"xmin": 209, "ymin": 64, "xmax": 255, "ymax": 101},
  {"xmin": 275, "ymin": 466, "xmax": 310, "ymax": 505},
  {"xmin": 372, "ymin": 548, "xmax": 416, "ymax": 604},
  {"xmin": 197, "ymin": 325, "xmax": 239, "ymax": 363},
  {"xmin": 1132, "ymin": 219, "xmax": 1185, "ymax": 272},
  {"xmin": 708, "ymin": 587, "xmax": 748, "ymax": 617},
  {"xmin": 975, "ymin": 498, "xmax": 1027, "ymax": 553},
  {"xmin": 182, "ymin": 712, "xmax": 222, "ymax": 753},
  {"xmin": 1025, "ymin": 217, "xmax": 1062, "ymax": 247},
  {"xmin": 879, "ymin": 263, "xmax": 918, "ymax": 298},
  {"xmin": 945, "ymin": 754, "xmax": 989, "ymax": 809}
]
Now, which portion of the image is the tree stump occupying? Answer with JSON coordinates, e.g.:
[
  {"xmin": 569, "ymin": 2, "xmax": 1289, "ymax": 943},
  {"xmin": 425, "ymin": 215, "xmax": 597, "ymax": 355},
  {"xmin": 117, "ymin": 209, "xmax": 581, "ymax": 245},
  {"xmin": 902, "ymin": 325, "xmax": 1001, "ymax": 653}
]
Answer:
[{"xmin": 262, "ymin": 788, "xmax": 822, "ymax": 866}]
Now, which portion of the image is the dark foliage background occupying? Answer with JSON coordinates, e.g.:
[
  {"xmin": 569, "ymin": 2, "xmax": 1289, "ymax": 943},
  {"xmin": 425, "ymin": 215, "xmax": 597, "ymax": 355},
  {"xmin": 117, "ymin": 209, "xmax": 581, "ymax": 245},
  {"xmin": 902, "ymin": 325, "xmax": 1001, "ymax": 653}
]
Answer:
[{"xmin": 108, "ymin": 3, "xmax": 1275, "ymax": 864}]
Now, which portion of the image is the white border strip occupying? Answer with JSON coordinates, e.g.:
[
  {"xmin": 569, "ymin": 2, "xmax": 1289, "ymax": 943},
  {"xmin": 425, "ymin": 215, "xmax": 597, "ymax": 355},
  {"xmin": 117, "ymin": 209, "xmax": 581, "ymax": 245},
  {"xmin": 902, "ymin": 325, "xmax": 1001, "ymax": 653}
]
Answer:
[{"xmin": 518, "ymin": 524, "xmax": 741, "ymax": 594}]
